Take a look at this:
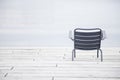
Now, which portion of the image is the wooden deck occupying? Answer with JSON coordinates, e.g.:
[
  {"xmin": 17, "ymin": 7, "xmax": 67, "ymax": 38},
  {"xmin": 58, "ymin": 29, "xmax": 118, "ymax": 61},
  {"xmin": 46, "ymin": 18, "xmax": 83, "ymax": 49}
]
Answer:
[{"xmin": 0, "ymin": 47, "xmax": 120, "ymax": 80}]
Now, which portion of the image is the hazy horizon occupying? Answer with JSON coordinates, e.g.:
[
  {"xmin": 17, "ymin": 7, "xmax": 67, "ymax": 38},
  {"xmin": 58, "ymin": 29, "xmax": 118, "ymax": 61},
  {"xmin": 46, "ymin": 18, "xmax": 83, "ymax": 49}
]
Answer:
[{"xmin": 0, "ymin": 0, "xmax": 120, "ymax": 47}]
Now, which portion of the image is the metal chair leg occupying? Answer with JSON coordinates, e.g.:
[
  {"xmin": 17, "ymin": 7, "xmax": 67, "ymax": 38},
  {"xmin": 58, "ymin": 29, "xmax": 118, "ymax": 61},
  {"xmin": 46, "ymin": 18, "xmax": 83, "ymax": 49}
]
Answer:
[
  {"xmin": 74, "ymin": 49, "xmax": 76, "ymax": 58},
  {"xmin": 97, "ymin": 49, "xmax": 99, "ymax": 58},
  {"xmin": 99, "ymin": 49, "xmax": 103, "ymax": 62},
  {"xmin": 72, "ymin": 49, "xmax": 74, "ymax": 61}
]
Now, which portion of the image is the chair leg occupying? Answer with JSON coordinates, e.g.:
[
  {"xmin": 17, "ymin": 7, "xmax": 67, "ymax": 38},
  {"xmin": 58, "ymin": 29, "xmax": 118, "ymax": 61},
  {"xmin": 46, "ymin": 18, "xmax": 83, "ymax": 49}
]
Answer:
[
  {"xmin": 97, "ymin": 49, "xmax": 99, "ymax": 58},
  {"xmin": 99, "ymin": 49, "xmax": 103, "ymax": 62},
  {"xmin": 74, "ymin": 49, "xmax": 76, "ymax": 58},
  {"xmin": 72, "ymin": 49, "xmax": 74, "ymax": 61}
]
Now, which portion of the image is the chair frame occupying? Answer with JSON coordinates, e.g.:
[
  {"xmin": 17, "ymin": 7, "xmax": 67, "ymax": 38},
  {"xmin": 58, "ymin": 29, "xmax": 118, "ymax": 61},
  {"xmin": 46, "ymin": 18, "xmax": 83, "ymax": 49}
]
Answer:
[{"xmin": 72, "ymin": 28, "xmax": 103, "ymax": 61}]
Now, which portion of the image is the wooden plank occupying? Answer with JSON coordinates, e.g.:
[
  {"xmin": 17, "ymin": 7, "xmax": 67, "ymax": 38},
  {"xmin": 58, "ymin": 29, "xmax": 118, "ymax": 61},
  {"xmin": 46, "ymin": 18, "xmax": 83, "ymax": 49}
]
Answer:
[
  {"xmin": 55, "ymin": 78, "xmax": 120, "ymax": 80},
  {"xmin": 6, "ymin": 72, "xmax": 120, "ymax": 78},
  {"xmin": 11, "ymin": 67, "xmax": 120, "ymax": 71},
  {"xmin": 57, "ymin": 64, "xmax": 120, "ymax": 68},
  {"xmin": 1, "ymin": 76, "xmax": 52, "ymax": 80},
  {"xmin": 0, "ymin": 61, "xmax": 120, "ymax": 67},
  {"xmin": 0, "ymin": 63, "xmax": 56, "ymax": 67},
  {"xmin": 0, "ymin": 66, "xmax": 11, "ymax": 70}
]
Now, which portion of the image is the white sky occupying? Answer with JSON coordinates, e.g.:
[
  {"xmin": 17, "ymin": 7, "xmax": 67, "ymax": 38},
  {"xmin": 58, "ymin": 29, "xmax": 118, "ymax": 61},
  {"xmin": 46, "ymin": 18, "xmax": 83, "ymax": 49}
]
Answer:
[{"xmin": 0, "ymin": 0, "xmax": 120, "ymax": 47}]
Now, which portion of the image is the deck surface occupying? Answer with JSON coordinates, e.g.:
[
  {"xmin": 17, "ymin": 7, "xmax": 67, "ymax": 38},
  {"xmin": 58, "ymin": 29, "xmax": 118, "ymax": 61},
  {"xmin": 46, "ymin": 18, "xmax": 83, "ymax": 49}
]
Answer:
[{"xmin": 0, "ymin": 47, "xmax": 120, "ymax": 80}]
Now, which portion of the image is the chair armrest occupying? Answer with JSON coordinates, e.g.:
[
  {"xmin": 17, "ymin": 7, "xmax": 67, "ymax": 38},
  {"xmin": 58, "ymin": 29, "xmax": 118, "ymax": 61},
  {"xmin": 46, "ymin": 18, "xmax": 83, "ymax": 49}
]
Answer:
[
  {"xmin": 69, "ymin": 30, "xmax": 74, "ymax": 41},
  {"xmin": 101, "ymin": 30, "xmax": 106, "ymax": 40}
]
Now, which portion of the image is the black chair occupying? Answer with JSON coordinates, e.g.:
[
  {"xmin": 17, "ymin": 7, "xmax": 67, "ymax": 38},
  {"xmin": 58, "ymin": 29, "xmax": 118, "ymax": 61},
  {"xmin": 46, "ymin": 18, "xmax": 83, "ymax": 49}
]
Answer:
[{"xmin": 71, "ymin": 28, "xmax": 103, "ymax": 61}]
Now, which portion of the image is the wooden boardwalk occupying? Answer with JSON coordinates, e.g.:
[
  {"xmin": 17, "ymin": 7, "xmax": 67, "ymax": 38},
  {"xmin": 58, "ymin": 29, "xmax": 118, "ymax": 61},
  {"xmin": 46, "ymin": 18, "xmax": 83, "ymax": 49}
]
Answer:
[{"xmin": 0, "ymin": 47, "xmax": 120, "ymax": 80}]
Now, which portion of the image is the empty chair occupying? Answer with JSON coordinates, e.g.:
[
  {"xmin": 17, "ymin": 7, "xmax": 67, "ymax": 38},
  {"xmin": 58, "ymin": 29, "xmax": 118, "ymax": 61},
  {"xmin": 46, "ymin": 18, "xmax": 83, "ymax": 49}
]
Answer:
[{"xmin": 70, "ymin": 28, "xmax": 103, "ymax": 61}]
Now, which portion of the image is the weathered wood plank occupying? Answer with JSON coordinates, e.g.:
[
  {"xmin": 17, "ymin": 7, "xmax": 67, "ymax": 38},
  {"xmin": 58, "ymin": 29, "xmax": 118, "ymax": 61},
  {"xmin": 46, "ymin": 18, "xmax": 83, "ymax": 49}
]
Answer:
[
  {"xmin": 6, "ymin": 72, "xmax": 120, "ymax": 78},
  {"xmin": 55, "ymin": 78, "xmax": 120, "ymax": 80},
  {"xmin": 1, "ymin": 76, "xmax": 52, "ymax": 80}
]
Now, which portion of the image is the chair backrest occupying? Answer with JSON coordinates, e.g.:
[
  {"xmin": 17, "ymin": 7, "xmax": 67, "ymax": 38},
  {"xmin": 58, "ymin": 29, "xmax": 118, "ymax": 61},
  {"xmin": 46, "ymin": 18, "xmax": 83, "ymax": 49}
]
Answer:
[{"xmin": 74, "ymin": 28, "xmax": 102, "ymax": 50}]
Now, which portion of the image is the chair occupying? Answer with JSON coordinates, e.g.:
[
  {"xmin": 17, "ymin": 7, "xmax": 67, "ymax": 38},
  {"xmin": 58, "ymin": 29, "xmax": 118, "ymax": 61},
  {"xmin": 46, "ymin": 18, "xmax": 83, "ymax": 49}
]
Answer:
[{"xmin": 70, "ymin": 28, "xmax": 103, "ymax": 61}]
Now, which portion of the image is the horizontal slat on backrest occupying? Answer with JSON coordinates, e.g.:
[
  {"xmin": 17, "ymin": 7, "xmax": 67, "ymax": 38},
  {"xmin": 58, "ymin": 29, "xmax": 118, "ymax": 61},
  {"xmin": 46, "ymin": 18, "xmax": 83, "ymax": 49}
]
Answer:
[
  {"xmin": 75, "ymin": 40, "xmax": 100, "ymax": 50},
  {"xmin": 75, "ymin": 43, "xmax": 100, "ymax": 48},
  {"xmin": 75, "ymin": 31, "xmax": 101, "ymax": 36},
  {"xmin": 75, "ymin": 42, "xmax": 100, "ymax": 45},
  {"xmin": 75, "ymin": 35, "xmax": 101, "ymax": 40},
  {"xmin": 75, "ymin": 47, "xmax": 99, "ymax": 50},
  {"xmin": 75, "ymin": 39, "xmax": 100, "ymax": 44}
]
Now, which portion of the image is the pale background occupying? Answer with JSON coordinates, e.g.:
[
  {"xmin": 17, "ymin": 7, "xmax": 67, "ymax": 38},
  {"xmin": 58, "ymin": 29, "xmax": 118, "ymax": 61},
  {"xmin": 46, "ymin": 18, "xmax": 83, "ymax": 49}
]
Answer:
[{"xmin": 0, "ymin": 0, "xmax": 120, "ymax": 47}]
